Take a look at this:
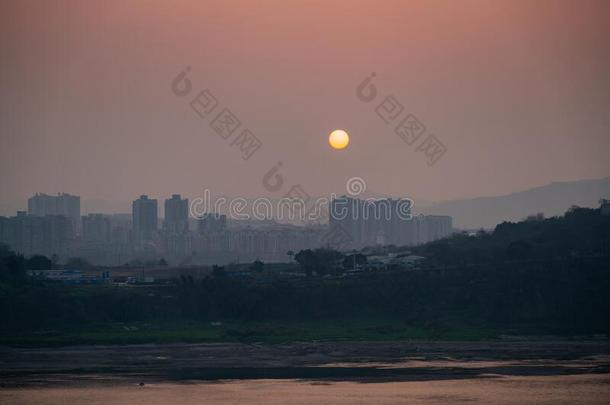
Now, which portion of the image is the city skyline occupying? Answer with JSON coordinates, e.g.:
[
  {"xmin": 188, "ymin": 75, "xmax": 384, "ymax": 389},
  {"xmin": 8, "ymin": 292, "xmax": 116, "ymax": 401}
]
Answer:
[
  {"xmin": 5, "ymin": 174, "xmax": 609, "ymax": 226},
  {"xmin": 3, "ymin": 182, "xmax": 608, "ymax": 266},
  {"xmin": 0, "ymin": 190, "xmax": 452, "ymax": 265}
]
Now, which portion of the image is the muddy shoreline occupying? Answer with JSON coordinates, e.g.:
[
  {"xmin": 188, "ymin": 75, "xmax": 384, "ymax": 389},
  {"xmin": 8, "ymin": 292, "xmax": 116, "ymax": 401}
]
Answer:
[{"xmin": 2, "ymin": 340, "xmax": 610, "ymax": 387}]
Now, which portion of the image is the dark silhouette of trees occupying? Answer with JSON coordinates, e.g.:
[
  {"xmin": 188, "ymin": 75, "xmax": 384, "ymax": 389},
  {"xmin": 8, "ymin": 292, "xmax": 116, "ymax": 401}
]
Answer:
[
  {"xmin": 342, "ymin": 253, "xmax": 367, "ymax": 269},
  {"xmin": 413, "ymin": 206, "xmax": 610, "ymax": 264},
  {"xmin": 65, "ymin": 257, "xmax": 93, "ymax": 270},
  {"xmin": 26, "ymin": 255, "xmax": 53, "ymax": 270},
  {"xmin": 212, "ymin": 265, "xmax": 226, "ymax": 278},
  {"xmin": 294, "ymin": 248, "xmax": 344, "ymax": 276},
  {"xmin": 506, "ymin": 240, "xmax": 532, "ymax": 260},
  {"xmin": 250, "ymin": 260, "xmax": 265, "ymax": 273},
  {"xmin": 0, "ymin": 247, "xmax": 26, "ymax": 286},
  {"xmin": 294, "ymin": 249, "xmax": 317, "ymax": 277}
]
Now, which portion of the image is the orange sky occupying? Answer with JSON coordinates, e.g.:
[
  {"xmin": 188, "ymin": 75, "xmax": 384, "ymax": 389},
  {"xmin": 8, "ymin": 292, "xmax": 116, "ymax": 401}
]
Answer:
[{"xmin": 1, "ymin": 0, "xmax": 609, "ymax": 212}]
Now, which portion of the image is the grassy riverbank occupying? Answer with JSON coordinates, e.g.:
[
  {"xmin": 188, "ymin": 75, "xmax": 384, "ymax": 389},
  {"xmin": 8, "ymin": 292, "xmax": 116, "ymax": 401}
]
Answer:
[{"xmin": 0, "ymin": 318, "xmax": 508, "ymax": 347}]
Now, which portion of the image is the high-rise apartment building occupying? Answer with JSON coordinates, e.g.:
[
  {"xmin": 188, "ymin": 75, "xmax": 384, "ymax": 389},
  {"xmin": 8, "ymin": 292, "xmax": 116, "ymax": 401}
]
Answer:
[
  {"xmin": 197, "ymin": 213, "xmax": 227, "ymax": 235},
  {"xmin": 132, "ymin": 195, "xmax": 158, "ymax": 243},
  {"xmin": 82, "ymin": 214, "xmax": 111, "ymax": 243},
  {"xmin": 164, "ymin": 194, "xmax": 189, "ymax": 233},
  {"xmin": 0, "ymin": 212, "xmax": 73, "ymax": 256},
  {"xmin": 28, "ymin": 192, "xmax": 81, "ymax": 234}
]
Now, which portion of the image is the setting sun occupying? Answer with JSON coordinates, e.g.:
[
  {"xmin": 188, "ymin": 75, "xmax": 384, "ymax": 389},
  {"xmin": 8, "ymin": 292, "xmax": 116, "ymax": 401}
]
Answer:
[{"xmin": 328, "ymin": 129, "xmax": 350, "ymax": 150}]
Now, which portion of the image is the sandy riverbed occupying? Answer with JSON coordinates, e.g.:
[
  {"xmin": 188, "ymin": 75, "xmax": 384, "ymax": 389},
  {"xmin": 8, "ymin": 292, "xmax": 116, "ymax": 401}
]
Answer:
[{"xmin": 2, "ymin": 340, "xmax": 610, "ymax": 403}]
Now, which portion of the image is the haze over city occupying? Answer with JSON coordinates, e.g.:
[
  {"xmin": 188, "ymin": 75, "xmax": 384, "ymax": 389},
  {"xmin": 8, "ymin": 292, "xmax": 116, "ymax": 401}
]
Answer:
[
  {"xmin": 1, "ymin": 0, "xmax": 609, "ymax": 214},
  {"xmin": 1, "ymin": 1, "xmax": 610, "ymax": 404}
]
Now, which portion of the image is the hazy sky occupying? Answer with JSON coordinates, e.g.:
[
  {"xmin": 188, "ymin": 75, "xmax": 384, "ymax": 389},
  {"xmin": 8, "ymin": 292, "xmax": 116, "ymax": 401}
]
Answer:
[{"xmin": 1, "ymin": 0, "xmax": 609, "ymax": 214}]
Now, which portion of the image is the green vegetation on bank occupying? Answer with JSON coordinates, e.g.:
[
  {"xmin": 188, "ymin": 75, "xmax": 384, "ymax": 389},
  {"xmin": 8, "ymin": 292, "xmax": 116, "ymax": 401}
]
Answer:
[{"xmin": 0, "ymin": 319, "xmax": 506, "ymax": 347}]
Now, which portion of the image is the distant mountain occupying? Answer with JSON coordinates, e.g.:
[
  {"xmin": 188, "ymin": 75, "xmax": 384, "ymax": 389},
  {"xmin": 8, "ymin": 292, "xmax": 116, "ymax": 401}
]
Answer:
[{"xmin": 417, "ymin": 177, "xmax": 610, "ymax": 230}]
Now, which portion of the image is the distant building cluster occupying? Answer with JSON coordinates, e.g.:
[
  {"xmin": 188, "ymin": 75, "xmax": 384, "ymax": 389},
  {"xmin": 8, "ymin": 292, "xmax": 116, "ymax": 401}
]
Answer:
[
  {"xmin": 195, "ymin": 222, "xmax": 324, "ymax": 263},
  {"xmin": 0, "ymin": 211, "xmax": 72, "ymax": 257},
  {"xmin": 28, "ymin": 192, "xmax": 81, "ymax": 234},
  {"xmin": 329, "ymin": 196, "xmax": 452, "ymax": 248},
  {"xmin": 0, "ymin": 192, "xmax": 455, "ymax": 265}
]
